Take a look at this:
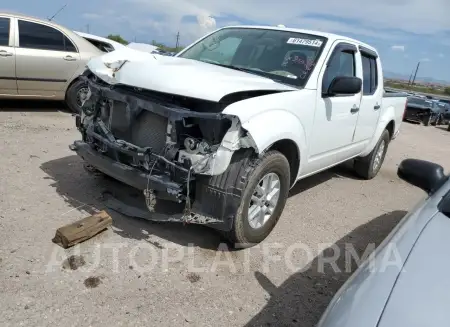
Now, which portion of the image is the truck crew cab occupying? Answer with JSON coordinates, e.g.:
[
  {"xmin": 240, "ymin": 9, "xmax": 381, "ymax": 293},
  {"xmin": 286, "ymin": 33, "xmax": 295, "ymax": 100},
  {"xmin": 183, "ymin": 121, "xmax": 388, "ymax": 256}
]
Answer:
[{"xmin": 71, "ymin": 25, "xmax": 407, "ymax": 247}]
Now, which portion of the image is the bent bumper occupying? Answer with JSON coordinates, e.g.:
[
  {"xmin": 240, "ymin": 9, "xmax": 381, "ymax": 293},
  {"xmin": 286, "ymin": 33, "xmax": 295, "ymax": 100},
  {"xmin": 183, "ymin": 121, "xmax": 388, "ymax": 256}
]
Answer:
[{"xmin": 70, "ymin": 140, "xmax": 184, "ymax": 202}]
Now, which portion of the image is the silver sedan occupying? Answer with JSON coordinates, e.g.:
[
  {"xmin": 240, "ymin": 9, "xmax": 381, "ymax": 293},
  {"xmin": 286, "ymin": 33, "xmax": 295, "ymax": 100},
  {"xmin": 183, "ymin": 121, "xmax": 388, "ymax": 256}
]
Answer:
[
  {"xmin": 318, "ymin": 158, "xmax": 450, "ymax": 327},
  {"xmin": 0, "ymin": 12, "xmax": 102, "ymax": 112}
]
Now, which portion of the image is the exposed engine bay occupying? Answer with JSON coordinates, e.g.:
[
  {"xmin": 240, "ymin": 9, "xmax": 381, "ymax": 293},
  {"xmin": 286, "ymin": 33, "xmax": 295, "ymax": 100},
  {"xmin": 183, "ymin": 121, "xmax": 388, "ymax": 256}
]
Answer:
[{"xmin": 70, "ymin": 70, "xmax": 260, "ymax": 230}]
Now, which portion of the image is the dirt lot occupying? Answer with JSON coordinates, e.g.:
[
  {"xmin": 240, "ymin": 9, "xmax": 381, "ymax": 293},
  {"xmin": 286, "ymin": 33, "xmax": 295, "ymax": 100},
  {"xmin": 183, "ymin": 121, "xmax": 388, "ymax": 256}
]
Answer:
[{"xmin": 1, "ymin": 102, "xmax": 449, "ymax": 327}]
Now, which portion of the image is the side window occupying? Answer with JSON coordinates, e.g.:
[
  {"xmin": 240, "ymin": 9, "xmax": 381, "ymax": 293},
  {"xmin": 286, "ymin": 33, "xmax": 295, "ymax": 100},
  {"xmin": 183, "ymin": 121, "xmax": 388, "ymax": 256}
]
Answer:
[
  {"xmin": 361, "ymin": 53, "xmax": 378, "ymax": 95},
  {"xmin": 322, "ymin": 49, "xmax": 355, "ymax": 93},
  {"xmin": 18, "ymin": 20, "xmax": 76, "ymax": 52},
  {"xmin": 199, "ymin": 37, "xmax": 242, "ymax": 64},
  {"xmin": 370, "ymin": 57, "xmax": 378, "ymax": 92},
  {"xmin": 0, "ymin": 17, "xmax": 10, "ymax": 46},
  {"xmin": 361, "ymin": 55, "xmax": 371, "ymax": 95},
  {"xmin": 64, "ymin": 36, "xmax": 77, "ymax": 52}
]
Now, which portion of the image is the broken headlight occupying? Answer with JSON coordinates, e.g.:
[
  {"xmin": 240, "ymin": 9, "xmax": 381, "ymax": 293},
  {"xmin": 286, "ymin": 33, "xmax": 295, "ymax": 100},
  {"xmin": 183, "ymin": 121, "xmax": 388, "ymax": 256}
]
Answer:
[{"xmin": 184, "ymin": 137, "xmax": 211, "ymax": 154}]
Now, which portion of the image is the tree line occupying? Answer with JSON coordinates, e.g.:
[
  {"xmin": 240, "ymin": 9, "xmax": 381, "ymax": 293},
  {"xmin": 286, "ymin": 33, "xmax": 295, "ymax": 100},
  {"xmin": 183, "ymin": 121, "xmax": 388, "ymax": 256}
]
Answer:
[{"xmin": 107, "ymin": 34, "xmax": 185, "ymax": 53}]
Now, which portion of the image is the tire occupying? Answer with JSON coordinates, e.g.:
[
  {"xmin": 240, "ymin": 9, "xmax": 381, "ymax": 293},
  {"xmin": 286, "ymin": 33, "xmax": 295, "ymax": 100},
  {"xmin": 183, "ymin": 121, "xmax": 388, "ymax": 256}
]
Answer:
[
  {"xmin": 65, "ymin": 79, "xmax": 89, "ymax": 114},
  {"xmin": 422, "ymin": 114, "xmax": 431, "ymax": 126},
  {"xmin": 354, "ymin": 130, "xmax": 390, "ymax": 180},
  {"xmin": 447, "ymin": 123, "xmax": 450, "ymax": 132},
  {"xmin": 436, "ymin": 116, "xmax": 442, "ymax": 126},
  {"xmin": 225, "ymin": 150, "xmax": 291, "ymax": 248}
]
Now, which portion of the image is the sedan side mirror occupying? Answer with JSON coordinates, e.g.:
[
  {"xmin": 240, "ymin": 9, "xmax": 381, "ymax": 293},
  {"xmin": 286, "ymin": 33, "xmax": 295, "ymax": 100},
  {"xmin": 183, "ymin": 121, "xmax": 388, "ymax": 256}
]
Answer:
[
  {"xmin": 397, "ymin": 159, "xmax": 448, "ymax": 194},
  {"xmin": 326, "ymin": 76, "xmax": 362, "ymax": 96}
]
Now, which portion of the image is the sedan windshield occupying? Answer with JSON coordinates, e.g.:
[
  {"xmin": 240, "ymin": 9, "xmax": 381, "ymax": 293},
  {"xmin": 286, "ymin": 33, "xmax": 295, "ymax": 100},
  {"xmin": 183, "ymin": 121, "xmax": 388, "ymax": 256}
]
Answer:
[{"xmin": 178, "ymin": 27, "xmax": 327, "ymax": 88}]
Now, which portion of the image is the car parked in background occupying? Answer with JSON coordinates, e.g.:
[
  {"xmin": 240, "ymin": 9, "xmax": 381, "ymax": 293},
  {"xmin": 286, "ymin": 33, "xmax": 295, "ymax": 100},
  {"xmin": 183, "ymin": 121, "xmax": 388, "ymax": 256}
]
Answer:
[
  {"xmin": 74, "ymin": 31, "xmax": 127, "ymax": 53},
  {"xmin": 403, "ymin": 96, "xmax": 434, "ymax": 125},
  {"xmin": 318, "ymin": 158, "xmax": 450, "ymax": 327},
  {"xmin": 0, "ymin": 12, "xmax": 103, "ymax": 112},
  {"xmin": 430, "ymin": 100, "xmax": 450, "ymax": 126}
]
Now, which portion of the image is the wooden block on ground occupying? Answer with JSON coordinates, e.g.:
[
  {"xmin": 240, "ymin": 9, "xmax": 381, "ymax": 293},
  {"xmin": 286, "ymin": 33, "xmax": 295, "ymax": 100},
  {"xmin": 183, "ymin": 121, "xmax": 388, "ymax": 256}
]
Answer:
[{"xmin": 52, "ymin": 211, "xmax": 112, "ymax": 248}]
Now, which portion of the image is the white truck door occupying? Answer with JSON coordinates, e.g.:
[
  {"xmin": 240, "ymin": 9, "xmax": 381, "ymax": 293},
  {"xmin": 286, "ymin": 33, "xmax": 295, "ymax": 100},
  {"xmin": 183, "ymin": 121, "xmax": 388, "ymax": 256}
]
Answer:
[
  {"xmin": 308, "ymin": 42, "xmax": 362, "ymax": 171},
  {"xmin": 352, "ymin": 47, "xmax": 382, "ymax": 143}
]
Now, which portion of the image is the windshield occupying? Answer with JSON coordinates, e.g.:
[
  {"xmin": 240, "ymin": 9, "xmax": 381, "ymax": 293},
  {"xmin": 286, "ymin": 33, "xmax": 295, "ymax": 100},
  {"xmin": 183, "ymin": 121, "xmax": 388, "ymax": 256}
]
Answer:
[{"xmin": 178, "ymin": 28, "xmax": 327, "ymax": 87}]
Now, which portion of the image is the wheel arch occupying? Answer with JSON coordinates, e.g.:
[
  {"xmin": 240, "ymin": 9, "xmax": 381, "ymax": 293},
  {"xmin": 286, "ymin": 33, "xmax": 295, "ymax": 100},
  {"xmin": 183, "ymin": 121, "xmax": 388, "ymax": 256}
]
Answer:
[
  {"xmin": 267, "ymin": 139, "xmax": 300, "ymax": 187},
  {"xmin": 385, "ymin": 120, "xmax": 395, "ymax": 140}
]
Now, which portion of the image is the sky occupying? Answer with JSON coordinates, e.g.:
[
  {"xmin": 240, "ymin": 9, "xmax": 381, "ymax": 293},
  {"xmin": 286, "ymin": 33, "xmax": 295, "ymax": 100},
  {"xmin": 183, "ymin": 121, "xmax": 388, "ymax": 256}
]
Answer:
[{"xmin": 3, "ymin": 0, "xmax": 450, "ymax": 82}]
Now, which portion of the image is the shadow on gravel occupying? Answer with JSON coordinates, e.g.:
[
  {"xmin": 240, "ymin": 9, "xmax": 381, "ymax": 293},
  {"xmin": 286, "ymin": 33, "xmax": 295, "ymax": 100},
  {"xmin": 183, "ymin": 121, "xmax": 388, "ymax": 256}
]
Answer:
[
  {"xmin": 0, "ymin": 100, "xmax": 70, "ymax": 112},
  {"xmin": 40, "ymin": 155, "xmax": 223, "ymax": 250},
  {"xmin": 289, "ymin": 160, "xmax": 361, "ymax": 197},
  {"xmin": 41, "ymin": 154, "xmax": 367, "ymax": 250},
  {"xmin": 435, "ymin": 125, "xmax": 449, "ymax": 132},
  {"xmin": 245, "ymin": 210, "xmax": 407, "ymax": 327}
]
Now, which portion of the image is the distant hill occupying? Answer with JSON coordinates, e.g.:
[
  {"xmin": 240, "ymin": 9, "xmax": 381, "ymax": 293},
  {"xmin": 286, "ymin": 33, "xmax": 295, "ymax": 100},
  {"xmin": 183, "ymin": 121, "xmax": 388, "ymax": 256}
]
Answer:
[{"xmin": 384, "ymin": 71, "xmax": 449, "ymax": 85}]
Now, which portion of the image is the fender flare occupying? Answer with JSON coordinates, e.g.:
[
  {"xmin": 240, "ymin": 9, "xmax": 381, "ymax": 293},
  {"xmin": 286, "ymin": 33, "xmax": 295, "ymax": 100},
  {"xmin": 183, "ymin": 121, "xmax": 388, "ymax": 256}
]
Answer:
[
  {"xmin": 359, "ymin": 106, "xmax": 396, "ymax": 157},
  {"xmin": 240, "ymin": 109, "xmax": 307, "ymax": 179}
]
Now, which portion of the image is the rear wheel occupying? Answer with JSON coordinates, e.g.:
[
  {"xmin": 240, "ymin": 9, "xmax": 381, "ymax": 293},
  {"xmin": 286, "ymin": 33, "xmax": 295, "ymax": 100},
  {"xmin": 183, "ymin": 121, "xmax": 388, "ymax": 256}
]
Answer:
[
  {"xmin": 226, "ymin": 151, "xmax": 290, "ymax": 248},
  {"xmin": 354, "ymin": 130, "xmax": 390, "ymax": 180},
  {"xmin": 65, "ymin": 79, "xmax": 89, "ymax": 114},
  {"xmin": 422, "ymin": 114, "xmax": 431, "ymax": 126}
]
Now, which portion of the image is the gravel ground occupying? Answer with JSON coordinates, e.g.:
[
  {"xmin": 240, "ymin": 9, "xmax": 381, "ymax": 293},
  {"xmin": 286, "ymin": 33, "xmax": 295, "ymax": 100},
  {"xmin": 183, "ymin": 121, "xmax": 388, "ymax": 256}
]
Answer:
[{"xmin": 1, "ymin": 102, "xmax": 449, "ymax": 327}]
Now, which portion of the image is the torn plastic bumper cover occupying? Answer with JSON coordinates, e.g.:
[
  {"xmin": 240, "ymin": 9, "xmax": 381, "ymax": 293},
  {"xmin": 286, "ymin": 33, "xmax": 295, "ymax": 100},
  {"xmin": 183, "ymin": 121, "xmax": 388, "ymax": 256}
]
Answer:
[{"xmin": 69, "ymin": 74, "xmax": 256, "ymax": 231}]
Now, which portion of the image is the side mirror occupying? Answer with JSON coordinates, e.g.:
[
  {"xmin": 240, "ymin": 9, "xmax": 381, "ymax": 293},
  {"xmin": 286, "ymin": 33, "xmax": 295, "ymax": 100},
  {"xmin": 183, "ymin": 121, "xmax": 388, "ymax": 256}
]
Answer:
[
  {"xmin": 397, "ymin": 159, "xmax": 448, "ymax": 194},
  {"xmin": 327, "ymin": 76, "xmax": 362, "ymax": 96}
]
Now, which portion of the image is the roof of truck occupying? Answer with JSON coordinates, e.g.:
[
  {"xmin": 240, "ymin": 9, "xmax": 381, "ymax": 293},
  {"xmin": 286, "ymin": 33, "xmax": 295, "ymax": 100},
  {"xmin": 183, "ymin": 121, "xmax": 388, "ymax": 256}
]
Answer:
[{"xmin": 221, "ymin": 25, "xmax": 378, "ymax": 53}]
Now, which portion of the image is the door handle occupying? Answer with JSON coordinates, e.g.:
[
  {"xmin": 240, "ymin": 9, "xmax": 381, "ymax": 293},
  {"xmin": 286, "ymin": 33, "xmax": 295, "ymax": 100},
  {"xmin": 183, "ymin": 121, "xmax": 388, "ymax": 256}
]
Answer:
[
  {"xmin": 374, "ymin": 104, "xmax": 381, "ymax": 110},
  {"xmin": 0, "ymin": 50, "xmax": 13, "ymax": 57},
  {"xmin": 350, "ymin": 106, "xmax": 360, "ymax": 114},
  {"xmin": 63, "ymin": 55, "xmax": 76, "ymax": 61}
]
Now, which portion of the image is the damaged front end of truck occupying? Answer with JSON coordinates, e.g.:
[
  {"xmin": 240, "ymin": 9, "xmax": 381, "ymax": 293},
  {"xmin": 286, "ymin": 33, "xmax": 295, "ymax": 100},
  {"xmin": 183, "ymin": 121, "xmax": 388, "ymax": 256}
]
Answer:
[{"xmin": 69, "ymin": 70, "xmax": 259, "ymax": 231}]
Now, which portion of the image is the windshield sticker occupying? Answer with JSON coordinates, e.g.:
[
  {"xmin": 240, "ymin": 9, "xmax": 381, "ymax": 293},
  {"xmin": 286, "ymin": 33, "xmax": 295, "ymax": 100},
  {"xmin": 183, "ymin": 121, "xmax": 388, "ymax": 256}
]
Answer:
[{"xmin": 287, "ymin": 38, "xmax": 323, "ymax": 47}]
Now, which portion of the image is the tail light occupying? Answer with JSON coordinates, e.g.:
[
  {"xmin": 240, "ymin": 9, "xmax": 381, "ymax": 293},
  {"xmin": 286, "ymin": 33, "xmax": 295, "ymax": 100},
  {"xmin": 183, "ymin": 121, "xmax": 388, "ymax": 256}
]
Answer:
[{"xmin": 403, "ymin": 99, "xmax": 408, "ymax": 120}]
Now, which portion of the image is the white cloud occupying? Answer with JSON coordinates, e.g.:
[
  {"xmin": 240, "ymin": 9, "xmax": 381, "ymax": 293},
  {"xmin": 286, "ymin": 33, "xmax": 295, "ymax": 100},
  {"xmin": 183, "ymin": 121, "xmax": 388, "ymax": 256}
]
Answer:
[
  {"xmin": 438, "ymin": 53, "xmax": 445, "ymax": 58},
  {"xmin": 420, "ymin": 58, "xmax": 431, "ymax": 62},
  {"xmin": 82, "ymin": 13, "xmax": 102, "ymax": 20},
  {"xmin": 391, "ymin": 45, "xmax": 405, "ymax": 51},
  {"xmin": 128, "ymin": 0, "xmax": 450, "ymax": 34},
  {"xmin": 196, "ymin": 14, "xmax": 216, "ymax": 29},
  {"xmin": 89, "ymin": 0, "xmax": 450, "ymax": 45}
]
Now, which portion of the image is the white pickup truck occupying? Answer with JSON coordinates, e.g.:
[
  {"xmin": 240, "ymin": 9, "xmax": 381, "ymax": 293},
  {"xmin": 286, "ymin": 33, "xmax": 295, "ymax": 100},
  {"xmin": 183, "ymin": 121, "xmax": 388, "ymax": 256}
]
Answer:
[{"xmin": 70, "ymin": 25, "xmax": 407, "ymax": 246}]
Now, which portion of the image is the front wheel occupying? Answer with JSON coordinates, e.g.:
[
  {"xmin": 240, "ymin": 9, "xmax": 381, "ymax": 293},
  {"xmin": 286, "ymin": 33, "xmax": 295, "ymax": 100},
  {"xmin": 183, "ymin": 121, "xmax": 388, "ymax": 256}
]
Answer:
[
  {"xmin": 354, "ymin": 130, "xmax": 390, "ymax": 180},
  {"xmin": 226, "ymin": 151, "xmax": 291, "ymax": 247},
  {"xmin": 65, "ymin": 79, "xmax": 89, "ymax": 114}
]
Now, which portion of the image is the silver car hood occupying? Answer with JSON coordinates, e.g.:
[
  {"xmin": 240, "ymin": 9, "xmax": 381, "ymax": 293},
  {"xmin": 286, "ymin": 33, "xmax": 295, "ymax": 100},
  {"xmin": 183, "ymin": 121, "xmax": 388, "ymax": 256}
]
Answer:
[
  {"xmin": 317, "ymin": 179, "xmax": 450, "ymax": 327},
  {"xmin": 86, "ymin": 48, "xmax": 296, "ymax": 102},
  {"xmin": 377, "ymin": 211, "xmax": 450, "ymax": 327}
]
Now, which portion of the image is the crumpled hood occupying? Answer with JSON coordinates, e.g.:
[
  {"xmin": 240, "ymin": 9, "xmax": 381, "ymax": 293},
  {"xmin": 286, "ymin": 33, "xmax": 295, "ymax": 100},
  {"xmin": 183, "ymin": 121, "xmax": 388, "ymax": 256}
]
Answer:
[{"xmin": 86, "ymin": 48, "xmax": 296, "ymax": 102}]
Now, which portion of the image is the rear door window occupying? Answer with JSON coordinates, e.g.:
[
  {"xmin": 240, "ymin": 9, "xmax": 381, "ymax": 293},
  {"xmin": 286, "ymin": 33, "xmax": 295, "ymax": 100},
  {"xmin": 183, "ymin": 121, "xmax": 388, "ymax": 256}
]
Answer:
[
  {"xmin": 18, "ymin": 20, "xmax": 76, "ymax": 52},
  {"xmin": 361, "ymin": 54, "xmax": 378, "ymax": 95},
  {"xmin": 0, "ymin": 17, "xmax": 10, "ymax": 46}
]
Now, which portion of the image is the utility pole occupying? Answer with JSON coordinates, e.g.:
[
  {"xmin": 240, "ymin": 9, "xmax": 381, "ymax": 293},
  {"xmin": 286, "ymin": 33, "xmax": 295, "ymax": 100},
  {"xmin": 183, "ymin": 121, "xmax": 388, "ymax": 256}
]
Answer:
[
  {"xmin": 407, "ymin": 68, "xmax": 415, "ymax": 85},
  {"xmin": 48, "ymin": 4, "xmax": 67, "ymax": 21},
  {"xmin": 175, "ymin": 32, "xmax": 180, "ymax": 48},
  {"xmin": 411, "ymin": 61, "xmax": 421, "ymax": 86}
]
